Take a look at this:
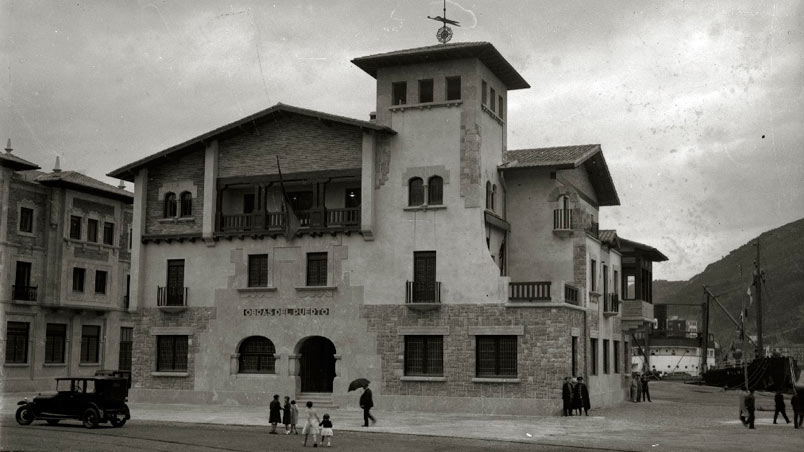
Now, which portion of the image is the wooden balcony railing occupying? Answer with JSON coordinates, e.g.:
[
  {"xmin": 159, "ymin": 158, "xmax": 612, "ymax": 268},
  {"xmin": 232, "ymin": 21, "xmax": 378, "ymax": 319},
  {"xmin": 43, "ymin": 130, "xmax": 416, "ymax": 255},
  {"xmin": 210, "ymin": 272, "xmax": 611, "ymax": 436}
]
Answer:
[
  {"xmin": 218, "ymin": 208, "xmax": 359, "ymax": 234},
  {"xmin": 604, "ymin": 293, "xmax": 620, "ymax": 314},
  {"xmin": 157, "ymin": 286, "xmax": 188, "ymax": 307},
  {"xmin": 509, "ymin": 281, "xmax": 551, "ymax": 302},
  {"xmin": 219, "ymin": 211, "xmax": 285, "ymax": 232},
  {"xmin": 564, "ymin": 284, "xmax": 580, "ymax": 306},
  {"xmin": 12, "ymin": 285, "xmax": 37, "ymax": 302},
  {"xmin": 326, "ymin": 208, "xmax": 361, "ymax": 227},
  {"xmin": 553, "ymin": 209, "xmax": 572, "ymax": 230},
  {"xmin": 405, "ymin": 281, "xmax": 441, "ymax": 304}
]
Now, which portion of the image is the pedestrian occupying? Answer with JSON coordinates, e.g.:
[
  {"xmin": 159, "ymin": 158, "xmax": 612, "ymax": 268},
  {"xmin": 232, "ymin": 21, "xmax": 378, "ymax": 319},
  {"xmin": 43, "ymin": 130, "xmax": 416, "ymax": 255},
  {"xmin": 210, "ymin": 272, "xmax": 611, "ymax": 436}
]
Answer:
[
  {"xmin": 302, "ymin": 401, "xmax": 321, "ymax": 447},
  {"xmin": 745, "ymin": 389, "xmax": 756, "ymax": 429},
  {"xmin": 739, "ymin": 390, "xmax": 749, "ymax": 426},
  {"xmin": 641, "ymin": 374, "xmax": 652, "ymax": 402},
  {"xmin": 636, "ymin": 373, "xmax": 643, "ymax": 402},
  {"xmin": 290, "ymin": 400, "xmax": 300, "ymax": 434},
  {"xmin": 319, "ymin": 413, "xmax": 334, "ymax": 447},
  {"xmin": 359, "ymin": 383, "xmax": 376, "ymax": 426},
  {"xmin": 630, "ymin": 375, "xmax": 639, "ymax": 402},
  {"xmin": 562, "ymin": 376, "xmax": 574, "ymax": 416},
  {"xmin": 269, "ymin": 394, "xmax": 282, "ymax": 434},
  {"xmin": 773, "ymin": 390, "xmax": 790, "ymax": 424},
  {"xmin": 791, "ymin": 390, "xmax": 803, "ymax": 429},
  {"xmin": 574, "ymin": 376, "xmax": 591, "ymax": 416},
  {"xmin": 283, "ymin": 396, "xmax": 292, "ymax": 433}
]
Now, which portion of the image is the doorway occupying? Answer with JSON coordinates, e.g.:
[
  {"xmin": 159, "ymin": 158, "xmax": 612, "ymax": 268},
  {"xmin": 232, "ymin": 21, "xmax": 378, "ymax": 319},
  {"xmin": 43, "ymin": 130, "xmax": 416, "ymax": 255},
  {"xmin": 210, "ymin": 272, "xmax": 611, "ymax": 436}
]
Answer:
[{"xmin": 298, "ymin": 336, "xmax": 336, "ymax": 393}]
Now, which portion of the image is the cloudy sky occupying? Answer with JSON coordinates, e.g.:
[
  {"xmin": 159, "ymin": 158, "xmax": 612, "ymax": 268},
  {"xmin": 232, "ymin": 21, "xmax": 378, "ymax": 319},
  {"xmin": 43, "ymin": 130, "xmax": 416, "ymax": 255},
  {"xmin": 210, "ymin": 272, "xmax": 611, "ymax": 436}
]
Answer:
[{"xmin": 2, "ymin": 1, "xmax": 802, "ymax": 280}]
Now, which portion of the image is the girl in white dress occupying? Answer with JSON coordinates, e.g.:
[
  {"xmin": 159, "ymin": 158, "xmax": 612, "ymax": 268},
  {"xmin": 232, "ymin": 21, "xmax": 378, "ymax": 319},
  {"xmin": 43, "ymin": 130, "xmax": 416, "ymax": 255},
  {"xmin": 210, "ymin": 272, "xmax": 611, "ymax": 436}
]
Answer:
[{"xmin": 302, "ymin": 401, "xmax": 321, "ymax": 447}]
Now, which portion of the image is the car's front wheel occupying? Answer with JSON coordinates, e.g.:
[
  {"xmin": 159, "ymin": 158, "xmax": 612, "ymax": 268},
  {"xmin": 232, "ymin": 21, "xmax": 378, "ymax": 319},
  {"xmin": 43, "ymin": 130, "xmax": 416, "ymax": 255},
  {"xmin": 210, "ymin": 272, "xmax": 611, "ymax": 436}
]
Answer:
[
  {"xmin": 82, "ymin": 408, "xmax": 100, "ymax": 429},
  {"xmin": 109, "ymin": 415, "xmax": 127, "ymax": 427},
  {"xmin": 15, "ymin": 406, "xmax": 35, "ymax": 425}
]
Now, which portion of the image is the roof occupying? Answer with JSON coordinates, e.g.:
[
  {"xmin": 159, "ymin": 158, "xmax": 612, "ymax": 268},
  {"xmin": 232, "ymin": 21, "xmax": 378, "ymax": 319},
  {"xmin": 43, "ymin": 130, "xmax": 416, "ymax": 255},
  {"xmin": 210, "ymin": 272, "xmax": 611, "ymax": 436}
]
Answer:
[
  {"xmin": 36, "ymin": 171, "xmax": 133, "ymax": 203},
  {"xmin": 501, "ymin": 144, "xmax": 620, "ymax": 206},
  {"xmin": 0, "ymin": 151, "xmax": 40, "ymax": 171},
  {"xmin": 108, "ymin": 103, "xmax": 396, "ymax": 182},
  {"xmin": 619, "ymin": 237, "xmax": 669, "ymax": 262},
  {"xmin": 599, "ymin": 229, "xmax": 620, "ymax": 248},
  {"xmin": 351, "ymin": 42, "xmax": 530, "ymax": 90}
]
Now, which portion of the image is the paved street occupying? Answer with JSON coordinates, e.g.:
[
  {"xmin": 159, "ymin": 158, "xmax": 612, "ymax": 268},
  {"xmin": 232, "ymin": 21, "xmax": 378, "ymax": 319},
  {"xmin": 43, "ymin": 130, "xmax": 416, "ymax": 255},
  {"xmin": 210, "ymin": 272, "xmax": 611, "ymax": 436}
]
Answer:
[{"xmin": 2, "ymin": 381, "xmax": 801, "ymax": 452}]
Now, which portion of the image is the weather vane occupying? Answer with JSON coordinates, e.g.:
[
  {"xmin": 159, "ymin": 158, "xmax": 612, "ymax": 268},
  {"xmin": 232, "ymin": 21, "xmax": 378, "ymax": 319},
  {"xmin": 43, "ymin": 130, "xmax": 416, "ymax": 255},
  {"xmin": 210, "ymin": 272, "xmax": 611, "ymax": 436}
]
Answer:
[{"xmin": 428, "ymin": 0, "xmax": 460, "ymax": 44}]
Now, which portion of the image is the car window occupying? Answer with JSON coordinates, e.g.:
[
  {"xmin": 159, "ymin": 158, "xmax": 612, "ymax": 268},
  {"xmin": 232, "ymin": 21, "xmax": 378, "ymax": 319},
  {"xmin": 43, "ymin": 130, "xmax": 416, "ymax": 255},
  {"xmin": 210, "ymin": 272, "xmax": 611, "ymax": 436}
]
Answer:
[
  {"xmin": 57, "ymin": 380, "xmax": 70, "ymax": 392},
  {"xmin": 85, "ymin": 380, "xmax": 96, "ymax": 393}
]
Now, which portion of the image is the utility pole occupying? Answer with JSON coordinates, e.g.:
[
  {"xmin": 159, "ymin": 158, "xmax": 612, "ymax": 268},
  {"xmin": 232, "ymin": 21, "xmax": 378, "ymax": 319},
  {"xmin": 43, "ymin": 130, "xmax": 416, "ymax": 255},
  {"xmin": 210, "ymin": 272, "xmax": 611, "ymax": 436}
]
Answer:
[
  {"xmin": 701, "ymin": 290, "xmax": 710, "ymax": 373},
  {"xmin": 754, "ymin": 241, "xmax": 763, "ymax": 358}
]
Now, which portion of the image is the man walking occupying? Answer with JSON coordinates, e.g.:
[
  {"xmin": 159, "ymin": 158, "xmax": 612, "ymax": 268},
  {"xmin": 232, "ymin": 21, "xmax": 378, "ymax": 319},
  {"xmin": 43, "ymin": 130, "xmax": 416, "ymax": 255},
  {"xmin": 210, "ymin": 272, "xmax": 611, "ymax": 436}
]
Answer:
[
  {"xmin": 562, "ymin": 377, "xmax": 573, "ymax": 416},
  {"xmin": 641, "ymin": 374, "xmax": 652, "ymax": 402},
  {"xmin": 745, "ymin": 389, "xmax": 756, "ymax": 429},
  {"xmin": 359, "ymin": 383, "xmax": 376, "ymax": 427},
  {"xmin": 773, "ymin": 390, "xmax": 790, "ymax": 424},
  {"xmin": 792, "ymin": 390, "xmax": 802, "ymax": 429}
]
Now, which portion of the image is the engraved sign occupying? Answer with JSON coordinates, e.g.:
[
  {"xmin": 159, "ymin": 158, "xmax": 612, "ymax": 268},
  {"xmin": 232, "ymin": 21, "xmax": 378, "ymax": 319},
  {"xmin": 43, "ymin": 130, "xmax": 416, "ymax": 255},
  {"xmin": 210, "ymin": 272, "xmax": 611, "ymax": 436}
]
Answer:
[{"xmin": 243, "ymin": 307, "xmax": 330, "ymax": 317}]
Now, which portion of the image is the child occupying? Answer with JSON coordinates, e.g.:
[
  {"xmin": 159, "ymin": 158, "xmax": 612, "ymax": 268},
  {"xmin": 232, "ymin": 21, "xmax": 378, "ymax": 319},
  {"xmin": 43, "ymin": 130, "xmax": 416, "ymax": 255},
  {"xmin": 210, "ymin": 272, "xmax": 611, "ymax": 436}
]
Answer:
[
  {"xmin": 319, "ymin": 413, "xmax": 334, "ymax": 447},
  {"xmin": 302, "ymin": 401, "xmax": 320, "ymax": 447},
  {"xmin": 290, "ymin": 400, "xmax": 299, "ymax": 434}
]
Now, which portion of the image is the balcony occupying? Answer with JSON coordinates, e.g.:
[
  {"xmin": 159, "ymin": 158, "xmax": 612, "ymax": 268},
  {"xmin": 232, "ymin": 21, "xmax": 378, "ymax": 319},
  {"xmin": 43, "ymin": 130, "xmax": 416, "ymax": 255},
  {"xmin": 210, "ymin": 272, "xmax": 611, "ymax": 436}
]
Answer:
[
  {"xmin": 509, "ymin": 281, "xmax": 551, "ymax": 302},
  {"xmin": 564, "ymin": 284, "xmax": 580, "ymax": 306},
  {"xmin": 12, "ymin": 285, "xmax": 37, "ymax": 302},
  {"xmin": 217, "ymin": 208, "xmax": 360, "ymax": 236},
  {"xmin": 553, "ymin": 209, "xmax": 573, "ymax": 238},
  {"xmin": 604, "ymin": 293, "xmax": 619, "ymax": 316},
  {"xmin": 218, "ymin": 211, "xmax": 286, "ymax": 233},
  {"xmin": 157, "ymin": 286, "xmax": 188, "ymax": 312},
  {"xmin": 405, "ymin": 281, "xmax": 441, "ymax": 311}
]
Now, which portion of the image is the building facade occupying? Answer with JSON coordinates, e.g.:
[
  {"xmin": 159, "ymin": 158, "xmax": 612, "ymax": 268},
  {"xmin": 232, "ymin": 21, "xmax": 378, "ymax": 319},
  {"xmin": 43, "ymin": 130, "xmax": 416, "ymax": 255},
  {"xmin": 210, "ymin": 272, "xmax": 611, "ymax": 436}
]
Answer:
[
  {"xmin": 109, "ymin": 42, "xmax": 648, "ymax": 414},
  {"xmin": 632, "ymin": 317, "xmax": 716, "ymax": 377},
  {"xmin": 1, "ymin": 145, "xmax": 134, "ymax": 392}
]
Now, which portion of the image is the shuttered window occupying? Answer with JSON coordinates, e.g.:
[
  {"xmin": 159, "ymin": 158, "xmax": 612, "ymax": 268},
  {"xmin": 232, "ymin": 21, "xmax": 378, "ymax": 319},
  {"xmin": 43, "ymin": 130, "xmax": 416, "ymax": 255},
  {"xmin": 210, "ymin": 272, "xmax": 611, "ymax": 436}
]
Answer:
[
  {"xmin": 404, "ymin": 336, "xmax": 443, "ymax": 376},
  {"xmin": 80, "ymin": 325, "xmax": 100, "ymax": 364},
  {"xmin": 306, "ymin": 252, "xmax": 327, "ymax": 286},
  {"xmin": 413, "ymin": 251, "xmax": 436, "ymax": 303},
  {"xmin": 476, "ymin": 335, "xmax": 517, "ymax": 378},
  {"xmin": 119, "ymin": 327, "xmax": 133, "ymax": 371}
]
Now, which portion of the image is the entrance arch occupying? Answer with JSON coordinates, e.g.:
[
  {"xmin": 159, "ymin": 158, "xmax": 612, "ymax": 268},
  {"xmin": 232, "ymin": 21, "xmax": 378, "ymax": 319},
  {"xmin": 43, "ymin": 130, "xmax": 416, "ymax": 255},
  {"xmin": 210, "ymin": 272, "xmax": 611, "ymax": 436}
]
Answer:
[{"xmin": 296, "ymin": 336, "xmax": 336, "ymax": 393}]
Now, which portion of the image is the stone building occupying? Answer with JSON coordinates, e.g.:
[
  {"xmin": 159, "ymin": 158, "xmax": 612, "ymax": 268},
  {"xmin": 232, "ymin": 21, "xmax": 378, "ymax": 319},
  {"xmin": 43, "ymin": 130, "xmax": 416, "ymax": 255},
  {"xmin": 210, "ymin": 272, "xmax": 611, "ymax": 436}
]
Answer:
[
  {"xmin": 109, "ymin": 42, "xmax": 659, "ymax": 414},
  {"xmin": 1, "ymin": 143, "xmax": 135, "ymax": 392}
]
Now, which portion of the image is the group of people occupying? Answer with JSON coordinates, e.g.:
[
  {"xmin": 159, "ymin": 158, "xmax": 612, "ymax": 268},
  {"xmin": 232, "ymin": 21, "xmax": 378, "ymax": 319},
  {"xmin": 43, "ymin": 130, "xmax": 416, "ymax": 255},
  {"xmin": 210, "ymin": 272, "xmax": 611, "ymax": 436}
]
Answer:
[
  {"xmin": 629, "ymin": 373, "xmax": 652, "ymax": 403},
  {"xmin": 268, "ymin": 395, "xmax": 334, "ymax": 447},
  {"xmin": 561, "ymin": 376, "xmax": 591, "ymax": 416},
  {"xmin": 739, "ymin": 389, "xmax": 803, "ymax": 429}
]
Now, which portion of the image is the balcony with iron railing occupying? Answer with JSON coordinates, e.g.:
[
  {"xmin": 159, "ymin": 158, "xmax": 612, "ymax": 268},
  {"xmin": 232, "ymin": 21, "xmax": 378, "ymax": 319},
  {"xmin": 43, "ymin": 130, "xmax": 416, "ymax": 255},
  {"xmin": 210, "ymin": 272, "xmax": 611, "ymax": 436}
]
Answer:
[
  {"xmin": 405, "ymin": 281, "xmax": 441, "ymax": 311},
  {"xmin": 604, "ymin": 293, "xmax": 619, "ymax": 315},
  {"xmin": 12, "ymin": 285, "xmax": 37, "ymax": 302},
  {"xmin": 509, "ymin": 281, "xmax": 552, "ymax": 302},
  {"xmin": 157, "ymin": 286, "xmax": 188, "ymax": 312}
]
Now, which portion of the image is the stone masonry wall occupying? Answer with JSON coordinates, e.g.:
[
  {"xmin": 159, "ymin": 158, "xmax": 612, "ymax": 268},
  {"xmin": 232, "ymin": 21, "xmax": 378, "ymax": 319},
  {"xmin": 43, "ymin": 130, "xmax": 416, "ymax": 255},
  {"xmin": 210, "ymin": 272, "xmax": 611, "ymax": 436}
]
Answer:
[{"xmin": 145, "ymin": 147, "xmax": 205, "ymax": 236}]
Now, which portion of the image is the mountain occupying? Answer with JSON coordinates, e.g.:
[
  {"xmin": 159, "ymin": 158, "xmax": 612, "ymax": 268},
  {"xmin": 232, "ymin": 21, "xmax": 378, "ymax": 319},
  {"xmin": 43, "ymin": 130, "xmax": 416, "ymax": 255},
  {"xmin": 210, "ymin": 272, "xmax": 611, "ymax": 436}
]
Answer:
[{"xmin": 653, "ymin": 218, "xmax": 804, "ymax": 351}]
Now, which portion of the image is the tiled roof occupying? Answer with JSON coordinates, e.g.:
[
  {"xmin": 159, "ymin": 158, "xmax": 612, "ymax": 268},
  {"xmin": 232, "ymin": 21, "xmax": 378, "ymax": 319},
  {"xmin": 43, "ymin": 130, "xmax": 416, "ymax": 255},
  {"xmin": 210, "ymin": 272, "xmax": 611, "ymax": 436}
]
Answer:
[
  {"xmin": 0, "ymin": 152, "xmax": 40, "ymax": 171},
  {"xmin": 599, "ymin": 229, "xmax": 620, "ymax": 248},
  {"xmin": 36, "ymin": 170, "xmax": 133, "ymax": 202},
  {"xmin": 108, "ymin": 103, "xmax": 395, "ymax": 182},
  {"xmin": 352, "ymin": 42, "xmax": 530, "ymax": 90},
  {"xmin": 619, "ymin": 237, "xmax": 669, "ymax": 262}
]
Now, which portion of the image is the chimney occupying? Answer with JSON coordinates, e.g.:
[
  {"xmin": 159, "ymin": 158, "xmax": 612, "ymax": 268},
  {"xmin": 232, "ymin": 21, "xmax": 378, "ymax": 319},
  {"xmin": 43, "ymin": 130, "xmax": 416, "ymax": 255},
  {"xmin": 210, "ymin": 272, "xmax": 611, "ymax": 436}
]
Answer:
[
  {"xmin": 53, "ymin": 156, "xmax": 61, "ymax": 173},
  {"xmin": 5, "ymin": 138, "xmax": 12, "ymax": 153},
  {"xmin": 118, "ymin": 180, "xmax": 126, "ymax": 190},
  {"xmin": 369, "ymin": 112, "xmax": 376, "ymax": 123}
]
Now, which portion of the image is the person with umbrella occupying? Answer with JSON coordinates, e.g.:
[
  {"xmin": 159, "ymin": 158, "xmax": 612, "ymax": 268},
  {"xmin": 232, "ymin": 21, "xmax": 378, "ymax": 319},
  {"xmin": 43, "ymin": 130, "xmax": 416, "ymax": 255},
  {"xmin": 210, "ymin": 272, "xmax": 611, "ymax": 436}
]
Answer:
[{"xmin": 349, "ymin": 378, "xmax": 376, "ymax": 427}]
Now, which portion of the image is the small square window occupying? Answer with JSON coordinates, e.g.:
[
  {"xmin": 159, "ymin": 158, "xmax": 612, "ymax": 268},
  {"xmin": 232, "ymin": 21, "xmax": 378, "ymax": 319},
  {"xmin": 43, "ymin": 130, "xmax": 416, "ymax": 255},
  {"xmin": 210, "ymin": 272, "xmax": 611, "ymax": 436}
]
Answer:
[
  {"xmin": 446, "ymin": 76, "xmax": 461, "ymax": 101},
  {"xmin": 392, "ymin": 81, "xmax": 407, "ymax": 105},
  {"xmin": 73, "ymin": 268, "xmax": 86, "ymax": 292},
  {"xmin": 95, "ymin": 270, "xmax": 107, "ymax": 294},
  {"xmin": 306, "ymin": 252, "xmax": 327, "ymax": 286},
  {"xmin": 19, "ymin": 207, "xmax": 34, "ymax": 233},
  {"xmin": 103, "ymin": 222, "xmax": 114, "ymax": 246},
  {"xmin": 87, "ymin": 219, "xmax": 98, "ymax": 242},
  {"xmin": 418, "ymin": 79, "xmax": 433, "ymax": 103},
  {"xmin": 69, "ymin": 216, "xmax": 82, "ymax": 240}
]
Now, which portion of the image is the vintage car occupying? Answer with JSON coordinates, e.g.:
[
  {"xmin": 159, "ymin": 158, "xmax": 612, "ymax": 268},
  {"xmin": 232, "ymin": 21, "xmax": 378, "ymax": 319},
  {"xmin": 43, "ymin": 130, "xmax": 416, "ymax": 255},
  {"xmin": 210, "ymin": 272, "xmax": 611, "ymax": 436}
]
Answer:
[{"xmin": 15, "ymin": 376, "xmax": 131, "ymax": 428}]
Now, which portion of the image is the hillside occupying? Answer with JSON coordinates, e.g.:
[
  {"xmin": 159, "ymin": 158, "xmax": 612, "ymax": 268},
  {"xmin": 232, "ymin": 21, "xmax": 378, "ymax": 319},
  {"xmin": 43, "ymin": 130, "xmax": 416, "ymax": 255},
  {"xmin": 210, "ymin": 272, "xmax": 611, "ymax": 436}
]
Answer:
[{"xmin": 654, "ymin": 218, "xmax": 804, "ymax": 351}]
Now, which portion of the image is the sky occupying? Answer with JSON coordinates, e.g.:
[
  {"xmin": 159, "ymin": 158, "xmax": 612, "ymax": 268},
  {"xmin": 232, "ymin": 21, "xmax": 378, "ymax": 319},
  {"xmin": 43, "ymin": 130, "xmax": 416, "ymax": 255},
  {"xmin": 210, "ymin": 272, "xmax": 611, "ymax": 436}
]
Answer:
[{"xmin": 2, "ymin": 1, "xmax": 802, "ymax": 281}]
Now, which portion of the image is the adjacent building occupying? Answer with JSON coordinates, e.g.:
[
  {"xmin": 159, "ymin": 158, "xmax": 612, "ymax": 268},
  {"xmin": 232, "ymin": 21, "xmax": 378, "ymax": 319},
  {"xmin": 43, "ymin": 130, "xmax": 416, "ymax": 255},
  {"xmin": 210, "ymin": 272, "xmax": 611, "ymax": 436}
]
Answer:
[
  {"xmin": 107, "ymin": 41, "xmax": 659, "ymax": 414},
  {"xmin": 632, "ymin": 316, "xmax": 716, "ymax": 377},
  {"xmin": 1, "ymin": 143, "xmax": 134, "ymax": 392}
]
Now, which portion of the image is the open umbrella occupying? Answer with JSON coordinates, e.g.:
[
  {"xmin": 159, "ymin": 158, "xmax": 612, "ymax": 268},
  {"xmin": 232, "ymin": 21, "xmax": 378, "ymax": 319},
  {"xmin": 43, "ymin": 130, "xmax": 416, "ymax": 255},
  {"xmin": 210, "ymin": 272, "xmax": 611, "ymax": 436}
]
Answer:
[{"xmin": 348, "ymin": 378, "xmax": 370, "ymax": 392}]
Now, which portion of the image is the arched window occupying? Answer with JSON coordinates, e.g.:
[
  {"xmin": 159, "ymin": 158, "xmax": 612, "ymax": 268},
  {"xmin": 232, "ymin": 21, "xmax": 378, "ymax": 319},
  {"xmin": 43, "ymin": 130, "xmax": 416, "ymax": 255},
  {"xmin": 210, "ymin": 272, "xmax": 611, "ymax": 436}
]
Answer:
[
  {"xmin": 428, "ymin": 176, "xmax": 443, "ymax": 205},
  {"xmin": 558, "ymin": 194, "xmax": 570, "ymax": 211},
  {"xmin": 485, "ymin": 181, "xmax": 492, "ymax": 209},
  {"xmin": 491, "ymin": 184, "xmax": 497, "ymax": 211},
  {"xmin": 238, "ymin": 336, "xmax": 276, "ymax": 374},
  {"xmin": 179, "ymin": 192, "xmax": 192, "ymax": 217},
  {"xmin": 408, "ymin": 178, "xmax": 424, "ymax": 206},
  {"xmin": 164, "ymin": 193, "xmax": 177, "ymax": 218}
]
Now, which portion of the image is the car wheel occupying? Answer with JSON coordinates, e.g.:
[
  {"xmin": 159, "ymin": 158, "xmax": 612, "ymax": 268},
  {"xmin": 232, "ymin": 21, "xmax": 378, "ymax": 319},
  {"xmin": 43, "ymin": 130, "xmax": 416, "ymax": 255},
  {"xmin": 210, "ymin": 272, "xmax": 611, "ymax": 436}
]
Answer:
[
  {"xmin": 109, "ymin": 415, "xmax": 127, "ymax": 427},
  {"xmin": 46, "ymin": 419, "xmax": 60, "ymax": 425},
  {"xmin": 82, "ymin": 408, "xmax": 100, "ymax": 429},
  {"xmin": 15, "ymin": 406, "xmax": 35, "ymax": 425}
]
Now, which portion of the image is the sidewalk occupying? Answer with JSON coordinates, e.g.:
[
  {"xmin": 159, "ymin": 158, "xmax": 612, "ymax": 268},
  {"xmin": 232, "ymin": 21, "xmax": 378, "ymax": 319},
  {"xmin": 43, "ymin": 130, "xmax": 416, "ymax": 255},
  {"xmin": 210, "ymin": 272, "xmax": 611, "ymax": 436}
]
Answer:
[{"xmin": 2, "ymin": 382, "xmax": 801, "ymax": 452}]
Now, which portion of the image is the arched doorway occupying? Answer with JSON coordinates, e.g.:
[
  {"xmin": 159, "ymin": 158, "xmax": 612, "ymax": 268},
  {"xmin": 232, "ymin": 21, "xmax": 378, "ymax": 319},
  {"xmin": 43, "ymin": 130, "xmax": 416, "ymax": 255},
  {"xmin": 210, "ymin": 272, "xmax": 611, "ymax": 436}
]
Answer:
[{"xmin": 298, "ymin": 336, "xmax": 336, "ymax": 393}]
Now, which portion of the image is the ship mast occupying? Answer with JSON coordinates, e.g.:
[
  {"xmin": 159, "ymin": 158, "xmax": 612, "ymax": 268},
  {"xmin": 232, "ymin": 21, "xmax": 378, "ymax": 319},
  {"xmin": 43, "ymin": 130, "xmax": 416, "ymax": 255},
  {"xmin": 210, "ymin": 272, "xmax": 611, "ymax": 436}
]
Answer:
[{"xmin": 753, "ymin": 241, "xmax": 764, "ymax": 357}]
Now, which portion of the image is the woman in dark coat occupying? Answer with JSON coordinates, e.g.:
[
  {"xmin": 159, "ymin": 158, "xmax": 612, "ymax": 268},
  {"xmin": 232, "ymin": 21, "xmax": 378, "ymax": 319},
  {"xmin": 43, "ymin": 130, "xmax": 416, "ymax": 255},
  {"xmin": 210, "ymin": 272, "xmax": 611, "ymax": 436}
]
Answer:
[
  {"xmin": 282, "ymin": 396, "xmax": 292, "ymax": 433},
  {"xmin": 269, "ymin": 394, "xmax": 282, "ymax": 433},
  {"xmin": 575, "ymin": 376, "xmax": 590, "ymax": 416}
]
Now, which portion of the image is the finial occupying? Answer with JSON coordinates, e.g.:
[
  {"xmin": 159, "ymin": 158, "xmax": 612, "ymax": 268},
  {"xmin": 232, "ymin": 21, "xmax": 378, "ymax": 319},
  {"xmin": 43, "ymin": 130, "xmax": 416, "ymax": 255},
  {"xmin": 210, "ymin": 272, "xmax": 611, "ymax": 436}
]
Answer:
[
  {"xmin": 428, "ymin": 0, "xmax": 460, "ymax": 44},
  {"xmin": 53, "ymin": 156, "xmax": 61, "ymax": 173},
  {"xmin": 118, "ymin": 179, "xmax": 126, "ymax": 189},
  {"xmin": 5, "ymin": 138, "xmax": 12, "ymax": 153}
]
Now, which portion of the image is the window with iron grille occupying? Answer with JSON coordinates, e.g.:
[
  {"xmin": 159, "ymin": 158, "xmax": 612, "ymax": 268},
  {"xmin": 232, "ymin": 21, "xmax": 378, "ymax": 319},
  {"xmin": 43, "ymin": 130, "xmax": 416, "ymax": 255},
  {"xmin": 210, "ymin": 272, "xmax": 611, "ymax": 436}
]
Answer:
[
  {"xmin": 446, "ymin": 76, "xmax": 461, "ymax": 101},
  {"xmin": 408, "ymin": 178, "xmax": 424, "ymax": 206},
  {"xmin": 603, "ymin": 339, "xmax": 610, "ymax": 374},
  {"xmin": 404, "ymin": 336, "xmax": 443, "ymax": 376},
  {"xmin": 69, "ymin": 215, "xmax": 82, "ymax": 239},
  {"xmin": 157, "ymin": 335, "xmax": 188, "ymax": 372},
  {"xmin": 613, "ymin": 340, "xmax": 620, "ymax": 374},
  {"xmin": 95, "ymin": 270, "xmax": 107, "ymax": 294},
  {"xmin": 87, "ymin": 219, "xmax": 98, "ymax": 242},
  {"xmin": 45, "ymin": 323, "xmax": 67, "ymax": 364},
  {"xmin": 306, "ymin": 252, "xmax": 327, "ymax": 286},
  {"xmin": 103, "ymin": 222, "xmax": 114, "ymax": 245},
  {"xmin": 238, "ymin": 336, "xmax": 276, "ymax": 374},
  {"xmin": 590, "ymin": 338, "xmax": 598, "ymax": 375},
  {"xmin": 180, "ymin": 192, "xmax": 193, "ymax": 217},
  {"xmin": 19, "ymin": 207, "xmax": 34, "ymax": 233},
  {"xmin": 119, "ymin": 327, "xmax": 133, "ymax": 371},
  {"xmin": 73, "ymin": 267, "xmax": 85, "ymax": 292},
  {"xmin": 475, "ymin": 335, "xmax": 517, "ymax": 378},
  {"xmin": 80, "ymin": 325, "xmax": 100, "ymax": 364},
  {"xmin": 428, "ymin": 176, "xmax": 443, "ymax": 205},
  {"xmin": 5, "ymin": 321, "xmax": 29, "ymax": 364},
  {"xmin": 419, "ymin": 79, "xmax": 433, "ymax": 103},
  {"xmin": 164, "ymin": 192, "xmax": 177, "ymax": 217},
  {"xmin": 248, "ymin": 254, "xmax": 269, "ymax": 287}
]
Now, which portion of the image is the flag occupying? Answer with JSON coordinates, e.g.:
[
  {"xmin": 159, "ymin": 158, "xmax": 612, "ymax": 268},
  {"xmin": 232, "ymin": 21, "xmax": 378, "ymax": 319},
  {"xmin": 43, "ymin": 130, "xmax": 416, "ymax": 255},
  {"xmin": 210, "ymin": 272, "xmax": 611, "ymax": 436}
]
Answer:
[{"xmin": 276, "ymin": 156, "xmax": 300, "ymax": 240}]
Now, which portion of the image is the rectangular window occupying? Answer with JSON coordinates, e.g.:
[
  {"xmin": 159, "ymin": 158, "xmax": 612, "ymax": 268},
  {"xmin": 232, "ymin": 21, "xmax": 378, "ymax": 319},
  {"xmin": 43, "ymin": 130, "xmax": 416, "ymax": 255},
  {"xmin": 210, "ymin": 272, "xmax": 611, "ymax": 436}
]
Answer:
[
  {"xmin": 87, "ymin": 219, "xmax": 98, "ymax": 242},
  {"xmin": 404, "ymin": 335, "xmax": 444, "ymax": 376},
  {"xmin": 243, "ymin": 193, "xmax": 255, "ymax": 214},
  {"xmin": 490, "ymin": 88, "xmax": 496, "ymax": 111},
  {"xmin": 166, "ymin": 259, "xmax": 185, "ymax": 306},
  {"xmin": 80, "ymin": 325, "xmax": 100, "ymax": 364},
  {"xmin": 614, "ymin": 340, "xmax": 620, "ymax": 374},
  {"xmin": 157, "ymin": 335, "xmax": 188, "ymax": 372},
  {"xmin": 476, "ymin": 335, "xmax": 517, "ymax": 378},
  {"xmin": 446, "ymin": 76, "xmax": 461, "ymax": 101},
  {"xmin": 613, "ymin": 270, "xmax": 619, "ymax": 296},
  {"xmin": 571, "ymin": 336, "xmax": 578, "ymax": 377},
  {"xmin": 103, "ymin": 222, "xmax": 114, "ymax": 245},
  {"xmin": 392, "ymin": 81, "xmax": 407, "ymax": 105},
  {"xmin": 603, "ymin": 339, "xmax": 610, "ymax": 374},
  {"xmin": 418, "ymin": 79, "xmax": 433, "ymax": 103},
  {"xmin": 95, "ymin": 270, "xmax": 107, "ymax": 294},
  {"xmin": 413, "ymin": 251, "xmax": 437, "ymax": 303},
  {"xmin": 69, "ymin": 215, "xmax": 82, "ymax": 240},
  {"xmin": 306, "ymin": 252, "xmax": 327, "ymax": 286},
  {"xmin": 45, "ymin": 323, "xmax": 67, "ymax": 364},
  {"xmin": 128, "ymin": 227, "xmax": 133, "ymax": 250},
  {"xmin": 248, "ymin": 254, "xmax": 269, "ymax": 288},
  {"xmin": 590, "ymin": 338, "xmax": 598, "ymax": 375},
  {"xmin": 625, "ymin": 274, "xmax": 636, "ymax": 299},
  {"xmin": 624, "ymin": 341, "xmax": 630, "ymax": 375},
  {"xmin": 73, "ymin": 268, "xmax": 86, "ymax": 292},
  {"xmin": 590, "ymin": 259, "xmax": 597, "ymax": 292},
  {"xmin": 119, "ymin": 327, "xmax": 133, "ymax": 371},
  {"xmin": 481, "ymin": 80, "xmax": 487, "ymax": 104},
  {"xmin": 19, "ymin": 207, "xmax": 34, "ymax": 233},
  {"xmin": 5, "ymin": 321, "xmax": 29, "ymax": 364},
  {"xmin": 498, "ymin": 95, "xmax": 504, "ymax": 119},
  {"xmin": 125, "ymin": 274, "xmax": 130, "ymax": 309},
  {"xmin": 14, "ymin": 261, "xmax": 32, "ymax": 300}
]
